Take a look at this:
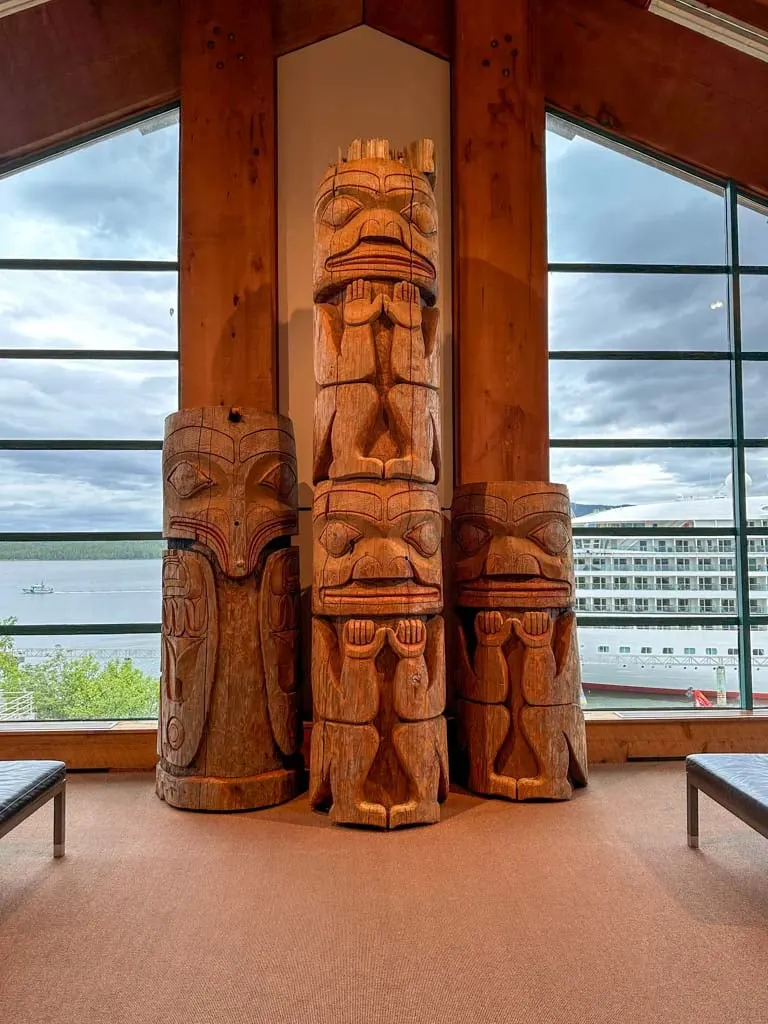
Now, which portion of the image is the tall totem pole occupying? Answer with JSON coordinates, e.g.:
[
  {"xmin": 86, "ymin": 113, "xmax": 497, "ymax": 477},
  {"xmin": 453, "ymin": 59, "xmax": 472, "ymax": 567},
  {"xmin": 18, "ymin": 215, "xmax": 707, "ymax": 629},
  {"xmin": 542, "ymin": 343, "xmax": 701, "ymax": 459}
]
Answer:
[
  {"xmin": 309, "ymin": 138, "xmax": 449, "ymax": 828},
  {"xmin": 156, "ymin": 407, "xmax": 303, "ymax": 811}
]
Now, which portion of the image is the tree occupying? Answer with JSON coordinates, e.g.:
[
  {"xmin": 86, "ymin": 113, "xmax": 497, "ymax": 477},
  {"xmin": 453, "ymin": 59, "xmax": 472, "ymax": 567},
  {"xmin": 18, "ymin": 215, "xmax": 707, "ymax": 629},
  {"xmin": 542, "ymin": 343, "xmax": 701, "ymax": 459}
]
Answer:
[{"xmin": 0, "ymin": 618, "xmax": 159, "ymax": 720}]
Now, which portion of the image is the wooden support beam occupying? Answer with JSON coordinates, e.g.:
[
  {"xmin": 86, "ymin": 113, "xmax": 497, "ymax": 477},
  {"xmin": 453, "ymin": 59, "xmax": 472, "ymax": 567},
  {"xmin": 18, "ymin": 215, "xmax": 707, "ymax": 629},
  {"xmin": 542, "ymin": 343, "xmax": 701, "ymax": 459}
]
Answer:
[
  {"xmin": 0, "ymin": 0, "xmax": 179, "ymax": 167},
  {"xmin": 273, "ymin": 0, "xmax": 363, "ymax": 56},
  {"xmin": 179, "ymin": 0, "xmax": 277, "ymax": 411},
  {"xmin": 453, "ymin": 0, "xmax": 549, "ymax": 485},
  {"xmin": 544, "ymin": 0, "xmax": 768, "ymax": 199},
  {"xmin": 364, "ymin": 0, "xmax": 452, "ymax": 60}
]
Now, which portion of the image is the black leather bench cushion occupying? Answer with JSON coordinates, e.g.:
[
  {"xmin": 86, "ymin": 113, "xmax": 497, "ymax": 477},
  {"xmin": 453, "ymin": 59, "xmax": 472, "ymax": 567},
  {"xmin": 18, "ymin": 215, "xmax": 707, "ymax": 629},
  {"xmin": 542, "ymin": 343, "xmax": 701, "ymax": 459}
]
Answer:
[
  {"xmin": 0, "ymin": 760, "xmax": 66, "ymax": 826},
  {"xmin": 687, "ymin": 753, "xmax": 768, "ymax": 825}
]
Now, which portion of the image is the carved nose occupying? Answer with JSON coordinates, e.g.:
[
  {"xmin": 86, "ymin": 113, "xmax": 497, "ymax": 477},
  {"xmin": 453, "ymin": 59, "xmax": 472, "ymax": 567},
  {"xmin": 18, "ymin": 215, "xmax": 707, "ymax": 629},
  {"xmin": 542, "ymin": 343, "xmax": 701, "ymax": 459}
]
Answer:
[
  {"xmin": 360, "ymin": 215, "xmax": 404, "ymax": 245},
  {"xmin": 352, "ymin": 555, "xmax": 413, "ymax": 580}
]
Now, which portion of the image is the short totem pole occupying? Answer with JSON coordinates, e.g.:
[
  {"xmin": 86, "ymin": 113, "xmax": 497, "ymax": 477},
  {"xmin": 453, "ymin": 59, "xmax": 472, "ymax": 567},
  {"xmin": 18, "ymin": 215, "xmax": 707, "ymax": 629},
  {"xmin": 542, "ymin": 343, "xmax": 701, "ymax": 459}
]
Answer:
[
  {"xmin": 453, "ymin": 482, "xmax": 588, "ymax": 801},
  {"xmin": 156, "ymin": 407, "xmax": 304, "ymax": 811},
  {"xmin": 309, "ymin": 138, "xmax": 449, "ymax": 828}
]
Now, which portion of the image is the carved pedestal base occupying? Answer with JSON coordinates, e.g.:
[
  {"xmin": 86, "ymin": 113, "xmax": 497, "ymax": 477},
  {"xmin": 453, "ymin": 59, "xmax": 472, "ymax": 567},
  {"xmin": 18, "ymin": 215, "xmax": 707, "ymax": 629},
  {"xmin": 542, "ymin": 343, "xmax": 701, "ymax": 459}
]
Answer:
[
  {"xmin": 156, "ymin": 765, "xmax": 304, "ymax": 812},
  {"xmin": 309, "ymin": 615, "xmax": 448, "ymax": 829}
]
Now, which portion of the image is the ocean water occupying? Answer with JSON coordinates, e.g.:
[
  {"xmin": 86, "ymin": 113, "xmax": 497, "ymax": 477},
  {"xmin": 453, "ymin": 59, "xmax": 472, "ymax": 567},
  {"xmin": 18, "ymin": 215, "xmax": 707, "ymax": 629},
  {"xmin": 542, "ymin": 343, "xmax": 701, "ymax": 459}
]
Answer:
[{"xmin": 0, "ymin": 559, "xmax": 162, "ymax": 677}]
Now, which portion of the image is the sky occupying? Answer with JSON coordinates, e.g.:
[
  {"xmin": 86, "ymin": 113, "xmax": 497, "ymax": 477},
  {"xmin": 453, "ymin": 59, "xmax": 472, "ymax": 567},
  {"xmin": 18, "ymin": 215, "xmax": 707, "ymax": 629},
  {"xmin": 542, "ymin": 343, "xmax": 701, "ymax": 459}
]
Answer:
[{"xmin": 2, "ymin": 109, "xmax": 768, "ymax": 532}]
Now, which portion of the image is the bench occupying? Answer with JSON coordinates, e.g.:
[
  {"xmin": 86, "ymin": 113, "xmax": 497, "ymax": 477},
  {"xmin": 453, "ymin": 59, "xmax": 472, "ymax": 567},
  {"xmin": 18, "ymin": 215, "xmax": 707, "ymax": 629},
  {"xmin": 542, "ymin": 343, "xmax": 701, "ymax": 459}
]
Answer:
[
  {"xmin": 0, "ymin": 760, "xmax": 66, "ymax": 858},
  {"xmin": 686, "ymin": 753, "xmax": 768, "ymax": 849}
]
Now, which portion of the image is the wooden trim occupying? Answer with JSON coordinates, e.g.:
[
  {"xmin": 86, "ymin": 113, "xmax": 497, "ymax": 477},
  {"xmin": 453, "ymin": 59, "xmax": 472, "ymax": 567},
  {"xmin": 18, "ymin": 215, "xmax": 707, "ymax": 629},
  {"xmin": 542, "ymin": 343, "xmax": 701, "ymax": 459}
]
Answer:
[
  {"xmin": 586, "ymin": 712, "xmax": 768, "ymax": 762},
  {"xmin": 364, "ymin": 0, "xmax": 452, "ymax": 60},
  {"xmin": 453, "ymin": 0, "xmax": 549, "ymax": 485},
  {"xmin": 273, "ymin": 0, "xmax": 363, "ymax": 56},
  {"xmin": 179, "ymin": 0, "xmax": 278, "ymax": 411},
  {"xmin": 5, "ymin": 715, "xmax": 766, "ymax": 769},
  {"xmin": 543, "ymin": 0, "xmax": 768, "ymax": 199},
  {"xmin": 0, "ymin": 0, "xmax": 180, "ymax": 167}
]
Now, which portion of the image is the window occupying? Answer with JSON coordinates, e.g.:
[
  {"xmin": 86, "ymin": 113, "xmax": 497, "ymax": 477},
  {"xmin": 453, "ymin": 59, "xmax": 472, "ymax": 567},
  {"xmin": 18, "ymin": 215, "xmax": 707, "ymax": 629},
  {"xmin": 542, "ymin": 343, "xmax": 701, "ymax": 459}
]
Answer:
[
  {"xmin": 0, "ymin": 109, "xmax": 180, "ymax": 723},
  {"xmin": 597, "ymin": 645, "xmax": 610, "ymax": 653},
  {"xmin": 728, "ymin": 648, "xmax": 739, "ymax": 655},
  {"xmin": 684, "ymin": 647, "xmax": 696, "ymax": 655},
  {"xmin": 619, "ymin": 645, "xmax": 630, "ymax": 654},
  {"xmin": 706, "ymin": 647, "xmax": 718, "ymax": 655},
  {"xmin": 549, "ymin": 111, "xmax": 766, "ymax": 712},
  {"xmin": 662, "ymin": 648, "xmax": 674, "ymax": 655},
  {"xmin": 641, "ymin": 646, "xmax": 652, "ymax": 654}
]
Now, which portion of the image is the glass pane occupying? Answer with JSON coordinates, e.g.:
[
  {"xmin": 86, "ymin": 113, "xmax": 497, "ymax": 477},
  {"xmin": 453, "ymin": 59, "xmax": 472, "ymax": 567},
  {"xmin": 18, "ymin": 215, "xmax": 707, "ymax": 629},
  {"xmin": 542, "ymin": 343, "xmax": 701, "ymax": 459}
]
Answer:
[
  {"xmin": 0, "ymin": 629, "xmax": 160, "ymax": 722},
  {"xmin": 744, "ymin": 452, "xmax": 768, "ymax": 519},
  {"xmin": 738, "ymin": 195, "xmax": 768, "ymax": 267},
  {"xmin": 552, "ymin": 446, "xmax": 734, "ymax": 518},
  {"xmin": 0, "ymin": 112, "xmax": 179, "ymax": 261},
  {"xmin": 549, "ymin": 360, "xmax": 731, "ymax": 439},
  {"xmin": 0, "ymin": 539, "xmax": 162, "ymax": 627},
  {"xmin": 742, "ymin": 362, "xmax": 768, "ymax": 439},
  {"xmin": 546, "ymin": 116, "xmax": 726, "ymax": 265},
  {"xmin": 748, "ymin": 625, "xmax": 768, "ymax": 710},
  {"xmin": 0, "ymin": 450, "xmax": 162, "ymax": 531},
  {"xmin": 578, "ymin": 625, "xmax": 742, "ymax": 710},
  {"xmin": 0, "ymin": 270, "xmax": 178, "ymax": 351},
  {"xmin": 549, "ymin": 273, "xmax": 729, "ymax": 351},
  {"xmin": 740, "ymin": 275, "xmax": 768, "ymax": 352},
  {"xmin": 0, "ymin": 359, "xmax": 177, "ymax": 439},
  {"xmin": 574, "ymin": 532, "xmax": 737, "ymax": 618}
]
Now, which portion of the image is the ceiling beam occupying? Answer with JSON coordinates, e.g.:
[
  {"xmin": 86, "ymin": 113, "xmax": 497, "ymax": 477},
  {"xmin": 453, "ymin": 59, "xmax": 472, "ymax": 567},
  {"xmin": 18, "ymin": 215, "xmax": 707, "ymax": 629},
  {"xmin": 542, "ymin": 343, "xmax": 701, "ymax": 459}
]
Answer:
[
  {"xmin": 0, "ymin": 0, "xmax": 179, "ymax": 168},
  {"xmin": 364, "ymin": 0, "xmax": 452, "ymax": 60},
  {"xmin": 543, "ymin": 0, "xmax": 768, "ymax": 198},
  {"xmin": 273, "ymin": 0, "xmax": 362, "ymax": 56}
]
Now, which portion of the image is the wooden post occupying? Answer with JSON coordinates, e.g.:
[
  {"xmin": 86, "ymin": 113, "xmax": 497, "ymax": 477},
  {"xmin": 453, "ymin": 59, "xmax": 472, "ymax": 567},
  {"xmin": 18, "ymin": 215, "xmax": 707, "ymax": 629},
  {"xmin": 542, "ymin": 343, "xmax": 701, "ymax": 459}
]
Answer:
[
  {"xmin": 179, "ymin": 0, "xmax": 276, "ymax": 411},
  {"xmin": 453, "ymin": 0, "xmax": 548, "ymax": 485}
]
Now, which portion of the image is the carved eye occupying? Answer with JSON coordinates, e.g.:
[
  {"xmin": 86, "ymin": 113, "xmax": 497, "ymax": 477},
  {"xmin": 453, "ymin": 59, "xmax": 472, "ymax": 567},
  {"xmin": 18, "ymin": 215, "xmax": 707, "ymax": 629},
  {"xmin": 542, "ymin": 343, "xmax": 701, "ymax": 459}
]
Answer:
[
  {"xmin": 320, "ymin": 522, "xmax": 362, "ymax": 557},
  {"xmin": 260, "ymin": 462, "xmax": 296, "ymax": 500},
  {"xmin": 529, "ymin": 520, "xmax": 570, "ymax": 555},
  {"xmin": 455, "ymin": 522, "xmax": 491, "ymax": 555},
  {"xmin": 403, "ymin": 201, "xmax": 437, "ymax": 235},
  {"xmin": 404, "ymin": 520, "xmax": 440, "ymax": 557},
  {"xmin": 322, "ymin": 196, "xmax": 363, "ymax": 228},
  {"xmin": 168, "ymin": 461, "xmax": 214, "ymax": 499}
]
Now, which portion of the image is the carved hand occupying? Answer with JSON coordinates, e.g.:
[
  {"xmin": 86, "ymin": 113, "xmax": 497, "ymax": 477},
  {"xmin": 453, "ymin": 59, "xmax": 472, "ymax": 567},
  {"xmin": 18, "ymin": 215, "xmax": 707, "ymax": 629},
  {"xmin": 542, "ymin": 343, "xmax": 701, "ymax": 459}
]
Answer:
[
  {"xmin": 474, "ymin": 610, "xmax": 513, "ymax": 648},
  {"xmin": 342, "ymin": 280, "xmax": 383, "ymax": 326},
  {"xmin": 383, "ymin": 281, "xmax": 423, "ymax": 328},
  {"xmin": 342, "ymin": 618, "xmax": 387, "ymax": 659},
  {"xmin": 511, "ymin": 611, "xmax": 553, "ymax": 649},
  {"xmin": 387, "ymin": 618, "xmax": 427, "ymax": 658}
]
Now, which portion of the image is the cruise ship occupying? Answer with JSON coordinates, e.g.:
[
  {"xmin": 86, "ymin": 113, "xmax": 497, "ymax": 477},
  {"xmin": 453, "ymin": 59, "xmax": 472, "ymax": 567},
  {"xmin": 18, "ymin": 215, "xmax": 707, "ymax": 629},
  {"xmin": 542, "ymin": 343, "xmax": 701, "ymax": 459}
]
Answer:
[{"xmin": 573, "ymin": 492, "xmax": 768, "ymax": 708}]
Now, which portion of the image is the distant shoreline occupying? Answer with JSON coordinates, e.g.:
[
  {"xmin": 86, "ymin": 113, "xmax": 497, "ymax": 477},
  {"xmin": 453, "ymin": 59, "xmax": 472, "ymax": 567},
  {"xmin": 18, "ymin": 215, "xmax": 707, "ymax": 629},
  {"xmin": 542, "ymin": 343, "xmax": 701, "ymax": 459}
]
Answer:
[{"xmin": 0, "ymin": 541, "xmax": 165, "ymax": 561}]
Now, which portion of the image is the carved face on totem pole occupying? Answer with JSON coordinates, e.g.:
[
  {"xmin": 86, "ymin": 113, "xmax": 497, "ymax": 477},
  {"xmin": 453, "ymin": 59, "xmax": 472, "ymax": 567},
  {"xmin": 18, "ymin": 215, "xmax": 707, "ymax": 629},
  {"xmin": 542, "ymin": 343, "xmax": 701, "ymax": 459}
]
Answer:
[
  {"xmin": 452, "ymin": 482, "xmax": 574, "ymax": 610},
  {"xmin": 313, "ymin": 479, "xmax": 443, "ymax": 616},
  {"xmin": 163, "ymin": 407, "xmax": 298, "ymax": 578},
  {"xmin": 313, "ymin": 139, "xmax": 439, "ymax": 304}
]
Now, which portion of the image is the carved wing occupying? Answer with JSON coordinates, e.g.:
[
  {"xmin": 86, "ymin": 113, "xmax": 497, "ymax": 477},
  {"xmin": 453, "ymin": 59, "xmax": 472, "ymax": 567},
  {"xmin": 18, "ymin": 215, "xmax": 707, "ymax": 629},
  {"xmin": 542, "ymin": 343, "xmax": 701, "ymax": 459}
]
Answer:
[
  {"xmin": 160, "ymin": 548, "xmax": 218, "ymax": 768},
  {"xmin": 260, "ymin": 547, "xmax": 301, "ymax": 756}
]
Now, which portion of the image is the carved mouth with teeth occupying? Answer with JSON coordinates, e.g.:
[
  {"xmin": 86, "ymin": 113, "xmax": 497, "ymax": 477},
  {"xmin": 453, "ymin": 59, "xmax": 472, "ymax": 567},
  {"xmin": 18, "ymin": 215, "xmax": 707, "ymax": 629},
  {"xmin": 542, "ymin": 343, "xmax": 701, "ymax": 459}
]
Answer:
[
  {"xmin": 317, "ymin": 579, "xmax": 441, "ymax": 615},
  {"xmin": 459, "ymin": 576, "xmax": 571, "ymax": 609},
  {"xmin": 325, "ymin": 241, "xmax": 435, "ymax": 281}
]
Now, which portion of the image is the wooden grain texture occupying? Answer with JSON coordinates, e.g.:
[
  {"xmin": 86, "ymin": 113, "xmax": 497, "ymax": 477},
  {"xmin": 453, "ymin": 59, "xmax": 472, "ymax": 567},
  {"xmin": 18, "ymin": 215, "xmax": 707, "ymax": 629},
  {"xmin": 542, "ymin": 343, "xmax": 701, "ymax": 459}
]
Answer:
[
  {"xmin": 364, "ymin": 0, "xmax": 452, "ymax": 60},
  {"xmin": 310, "ymin": 138, "xmax": 448, "ymax": 827},
  {"xmin": 0, "ymin": 0, "xmax": 179, "ymax": 166},
  {"xmin": 158, "ymin": 407, "xmax": 303, "ymax": 811},
  {"xmin": 0, "ymin": 725, "xmax": 159, "ymax": 772},
  {"xmin": 544, "ymin": 0, "xmax": 768, "ymax": 199},
  {"xmin": 453, "ymin": 482, "xmax": 588, "ymax": 800},
  {"xmin": 273, "ymin": 0, "xmax": 363, "ymax": 56},
  {"xmin": 179, "ymin": 0, "xmax": 277, "ymax": 411},
  {"xmin": 453, "ymin": 0, "xmax": 548, "ymax": 485}
]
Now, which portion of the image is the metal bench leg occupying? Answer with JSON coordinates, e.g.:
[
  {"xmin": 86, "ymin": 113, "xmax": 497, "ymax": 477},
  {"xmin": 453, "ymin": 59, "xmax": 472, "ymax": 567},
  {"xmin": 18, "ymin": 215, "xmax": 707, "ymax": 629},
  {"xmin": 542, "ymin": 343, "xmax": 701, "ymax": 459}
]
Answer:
[
  {"xmin": 54, "ymin": 785, "xmax": 66, "ymax": 859},
  {"xmin": 687, "ymin": 779, "xmax": 699, "ymax": 849}
]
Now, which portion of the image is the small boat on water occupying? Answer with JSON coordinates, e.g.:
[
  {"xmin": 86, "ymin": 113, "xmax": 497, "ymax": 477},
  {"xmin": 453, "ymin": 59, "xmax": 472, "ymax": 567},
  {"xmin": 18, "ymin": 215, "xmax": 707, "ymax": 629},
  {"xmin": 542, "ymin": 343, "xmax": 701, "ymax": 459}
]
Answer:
[{"xmin": 22, "ymin": 581, "xmax": 54, "ymax": 595}]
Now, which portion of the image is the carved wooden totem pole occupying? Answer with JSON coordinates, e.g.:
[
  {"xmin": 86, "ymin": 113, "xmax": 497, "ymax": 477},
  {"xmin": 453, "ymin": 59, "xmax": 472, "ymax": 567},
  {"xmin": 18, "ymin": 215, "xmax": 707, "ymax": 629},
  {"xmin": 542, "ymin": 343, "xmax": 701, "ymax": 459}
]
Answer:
[
  {"xmin": 157, "ymin": 407, "xmax": 303, "ymax": 811},
  {"xmin": 309, "ymin": 138, "xmax": 448, "ymax": 828},
  {"xmin": 453, "ymin": 482, "xmax": 588, "ymax": 801}
]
